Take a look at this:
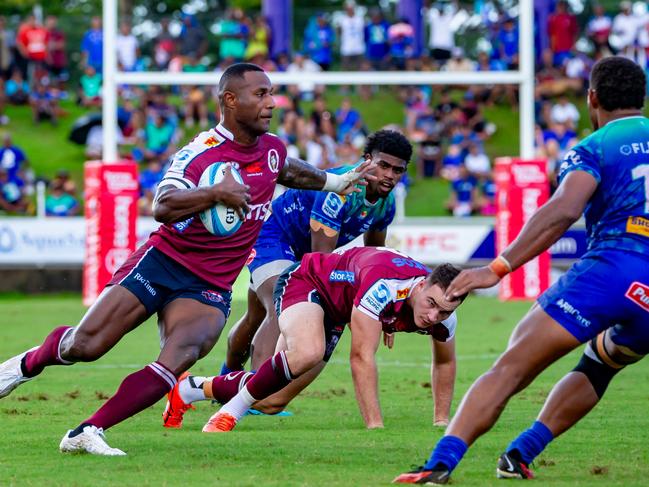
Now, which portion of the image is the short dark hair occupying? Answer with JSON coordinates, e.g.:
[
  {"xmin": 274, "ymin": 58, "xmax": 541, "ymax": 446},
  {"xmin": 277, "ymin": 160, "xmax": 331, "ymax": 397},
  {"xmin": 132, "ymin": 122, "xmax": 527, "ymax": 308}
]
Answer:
[
  {"xmin": 590, "ymin": 56, "xmax": 646, "ymax": 112},
  {"xmin": 426, "ymin": 263, "xmax": 468, "ymax": 301},
  {"xmin": 218, "ymin": 62, "xmax": 265, "ymax": 95},
  {"xmin": 364, "ymin": 129, "xmax": 413, "ymax": 163}
]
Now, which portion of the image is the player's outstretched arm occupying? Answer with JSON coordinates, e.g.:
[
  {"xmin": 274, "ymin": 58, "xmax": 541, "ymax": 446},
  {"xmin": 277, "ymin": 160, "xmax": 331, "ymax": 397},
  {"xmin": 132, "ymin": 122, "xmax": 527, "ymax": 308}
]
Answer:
[
  {"xmin": 153, "ymin": 166, "xmax": 251, "ymax": 223},
  {"xmin": 278, "ymin": 157, "xmax": 377, "ymax": 195},
  {"xmin": 349, "ymin": 307, "xmax": 384, "ymax": 429},
  {"xmin": 446, "ymin": 171, "xmax": 598, "ymax": 299},
  {"xmin": 431, "ymin": 337, "xmax": 456, "ymax": 427}
]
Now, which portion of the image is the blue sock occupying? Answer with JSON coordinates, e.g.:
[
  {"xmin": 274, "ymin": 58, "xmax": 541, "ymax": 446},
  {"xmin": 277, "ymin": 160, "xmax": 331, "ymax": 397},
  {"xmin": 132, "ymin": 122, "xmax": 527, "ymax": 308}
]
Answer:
[
  {"xmin": 507, "ymin": 421, "xmax": 554, "ymax": 465},
  {"xmin": 424, "ymin": 435, "xmax": 468, "ymax": 472},
  {"xmin": 219, "ymin": 362, "xmax": 233, "ymax": 376}
]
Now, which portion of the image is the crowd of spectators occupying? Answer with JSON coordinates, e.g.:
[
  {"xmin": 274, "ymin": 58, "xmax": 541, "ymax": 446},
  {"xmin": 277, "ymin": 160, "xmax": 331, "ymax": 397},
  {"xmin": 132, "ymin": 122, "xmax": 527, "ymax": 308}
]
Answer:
[{"xmin": 0, "ymin": 1, "xmax": 648, "ymax": 216}]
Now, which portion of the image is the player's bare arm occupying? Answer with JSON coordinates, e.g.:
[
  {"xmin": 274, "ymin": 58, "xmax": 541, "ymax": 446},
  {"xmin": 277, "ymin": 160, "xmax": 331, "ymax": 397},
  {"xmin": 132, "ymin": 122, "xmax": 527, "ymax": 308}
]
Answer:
[
  {"xmin": 153, "ymin": 166, "xmax": 251, "ymax": 223},
  {"xmin": 349, "ymin": 307, "xmax": 384, "ymax": 429},
  {"xmin": 446, "ymin": 171, "xmax": 598, "ymax": 298},
  {"xmin": 363, "ymin": 229, "xmax": 387, "ymax": 247},
  {"xmin": 278, "ymin": 157, "xmax": 377, "ymax": 195},
  {"xmin": 431, "ymin": 337, "xmax": 456, "ymax": 427},
  {"xmin": 310, "ymin": 219, "xmax": 339, "ymax": 252}
]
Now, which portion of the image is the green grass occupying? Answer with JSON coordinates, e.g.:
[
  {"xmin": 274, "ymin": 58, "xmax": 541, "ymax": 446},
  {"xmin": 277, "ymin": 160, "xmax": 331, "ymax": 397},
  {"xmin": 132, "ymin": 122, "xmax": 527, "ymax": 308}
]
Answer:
[{"xmin": 1, "ymin": 291, "xmax": 648, "ymax": 486}]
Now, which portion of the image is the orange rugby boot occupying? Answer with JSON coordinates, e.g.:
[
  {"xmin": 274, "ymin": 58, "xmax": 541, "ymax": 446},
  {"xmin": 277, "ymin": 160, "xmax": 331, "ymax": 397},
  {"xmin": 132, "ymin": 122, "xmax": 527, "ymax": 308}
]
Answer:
[
  {"xmin": 202, "ymin": 411, "xmax": 237, "ymax": 433},
  {"xmin": 162, "ymin": 371, "xmax": 195, "ymax": 429}
]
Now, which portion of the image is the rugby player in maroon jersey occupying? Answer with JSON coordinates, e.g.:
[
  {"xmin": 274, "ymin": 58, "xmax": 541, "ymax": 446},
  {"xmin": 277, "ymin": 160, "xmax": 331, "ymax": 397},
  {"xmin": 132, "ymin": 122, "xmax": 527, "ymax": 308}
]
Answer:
[
  {"xmin": 0, "ymin": 63, "xmax": 374, "ymax": 456},
  {"xmin": 163, "ymin": 247, "xmax": 468, "ymax": 432}
]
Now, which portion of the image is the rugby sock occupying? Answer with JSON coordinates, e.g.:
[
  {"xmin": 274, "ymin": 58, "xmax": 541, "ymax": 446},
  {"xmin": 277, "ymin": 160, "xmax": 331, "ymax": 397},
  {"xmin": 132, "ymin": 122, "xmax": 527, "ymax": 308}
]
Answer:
[
  {"xmin": 506, "ymin": 420, "xmax": 554, "ymax": 465},
  {"xmin": 22, "ymin": 326, "xmax": 74, "ymax": 377},
  {"xmin": 178, "ymin": 375, "xmax": 209, "ymax": 404},
  {"xmin": 206, "ymin": 371, "xmax": 254, "ymax": 404},
  {"xmin": 220, "ymin": 352, "xmax": 293, "ymax": 419},
  {"xmin": 220, "ymin": 362, "xmax": 233, "ymax": 376},
  {"xmin": 83, "ymin": 362, "xmax": 176, "ymax": 430},
  {"xmin": 424, "ymin": 435, "xmax": 468, "ymax": 472}
]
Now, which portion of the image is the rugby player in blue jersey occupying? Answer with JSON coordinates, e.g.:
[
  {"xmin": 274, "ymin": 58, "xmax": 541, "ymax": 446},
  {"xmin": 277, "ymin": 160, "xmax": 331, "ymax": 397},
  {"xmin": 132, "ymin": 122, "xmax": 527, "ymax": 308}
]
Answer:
[{"xmin": 395, "ymin": 56, "xmax": 649, "ymax": 484}]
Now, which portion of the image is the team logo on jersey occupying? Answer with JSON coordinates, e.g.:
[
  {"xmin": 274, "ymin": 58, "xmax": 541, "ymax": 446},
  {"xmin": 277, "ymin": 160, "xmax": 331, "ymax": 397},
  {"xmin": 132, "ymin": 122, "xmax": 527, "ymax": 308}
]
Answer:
[
  {"xmin": 202, "ymin": 290, "xmax": 225, "ymax": 304},
  {"xmin": 625, "ymin": 281, "xmax": 649, "ymax": 312},
  {"xmin": 204, "ymin": 136, "xmax": 222, "ymax": 147},
  {"xmin": 329, "ymin": 270, "xmax": 355, "ymax": 283},
  {"xmin": 360, "ymin": 210, "xmax": 368, "ymax": 218},
  {"xmin": 396, "ymin": 288, "xmax": 410, "ymax": 300},
  {"xmin": 268, "ymin": 149, "xmax": 280, "ymax": 173},
  {"xmin": 323, "ymin": 193, "xmax": 345, "ymax": 219},
  {"xmin": 360, "ymin": 280, "xmax": 391, "ymax": 316},
  {"xmin": 626, "ymin": 216, "xmax": 649, "ymax": 238},
  {"xmin": 170, "ymin": 149, "xmax": 196, "ymax": 172}
]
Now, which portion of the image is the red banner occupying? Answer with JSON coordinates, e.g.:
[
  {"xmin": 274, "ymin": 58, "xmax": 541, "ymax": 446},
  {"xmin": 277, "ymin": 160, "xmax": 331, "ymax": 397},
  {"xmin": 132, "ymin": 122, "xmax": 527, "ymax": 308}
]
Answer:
[
  {"xmin": 494, "ymin": 158, "xmax": 550, "ymax": 301},
  {"xmin": 83, "ymin": 161, "xmax": 139, "ymax": 306}
]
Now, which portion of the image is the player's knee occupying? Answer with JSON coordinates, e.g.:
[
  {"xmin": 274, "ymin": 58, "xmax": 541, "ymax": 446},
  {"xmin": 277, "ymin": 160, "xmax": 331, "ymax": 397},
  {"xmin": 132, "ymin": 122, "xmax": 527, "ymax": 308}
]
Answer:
[
  {"xmin": 573, "ymin": 345, "xmax": 623, "ymax": 399},
  {"xmin": 286, "ymin": 348, "xmax": 322, "ymax": 376}
]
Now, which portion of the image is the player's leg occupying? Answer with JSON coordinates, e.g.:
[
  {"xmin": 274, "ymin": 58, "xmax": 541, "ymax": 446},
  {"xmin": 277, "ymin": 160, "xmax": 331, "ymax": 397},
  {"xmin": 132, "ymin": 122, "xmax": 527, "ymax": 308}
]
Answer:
[
  {"xmin": 396, "ymin": 306, "xmax": 580, "ymax": 483},
  {"xmin": 203, "ymin": 302, "xmax": 326, "ymax": 431},
  {"xmin": 222, "ymin": 286, "xmax": 266, "ymax": 374},
  {"xmin": 0, "ymin": 284, "xmax": 148, "ymax": 399},
  {"xmin": 499, "ymin": 328, "xmax": 645, "ymax": 478},
  {"xmin": 250, "ymin": 274, "xmax": 282, "ymax": 370}
]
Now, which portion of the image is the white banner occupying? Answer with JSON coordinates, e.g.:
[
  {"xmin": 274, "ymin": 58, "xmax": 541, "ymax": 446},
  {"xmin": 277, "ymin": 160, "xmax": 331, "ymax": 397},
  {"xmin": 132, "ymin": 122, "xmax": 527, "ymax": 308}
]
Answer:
[{"xmin": 0, "ymin": 217, "xmax": 492, "ymax": 266}]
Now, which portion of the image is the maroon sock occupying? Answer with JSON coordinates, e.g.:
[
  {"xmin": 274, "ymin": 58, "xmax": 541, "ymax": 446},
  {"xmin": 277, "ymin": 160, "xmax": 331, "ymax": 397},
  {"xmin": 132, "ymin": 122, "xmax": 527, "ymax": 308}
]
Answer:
[
  {"xmin": 245, "ymin": 351, "xmax": 294, "ymax": 401},
  {"xmin": 210, "ymin": 371, "xmax": 254, "ymax": 404},
  {"xmin": 84, "ymin": 362, "xmax": 176, "ymax": 430},
  {"xmin": 23, "ymin": 326, "xmax": 74, "ymax": 378}
]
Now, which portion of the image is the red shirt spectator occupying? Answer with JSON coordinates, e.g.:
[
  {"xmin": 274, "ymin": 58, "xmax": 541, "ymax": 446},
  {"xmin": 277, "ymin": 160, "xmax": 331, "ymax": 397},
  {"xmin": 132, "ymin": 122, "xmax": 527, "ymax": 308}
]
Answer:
[
  {"xmin": 548, "ymin": 1, "xmax": 577, "ymax": 55},
  {"xmin": 17, "ymin": 17, "xmax": 48, "ymax": 62},
  {"xmin": 45, "ymin": 16, "xmax": 66, "ymax": 70}
]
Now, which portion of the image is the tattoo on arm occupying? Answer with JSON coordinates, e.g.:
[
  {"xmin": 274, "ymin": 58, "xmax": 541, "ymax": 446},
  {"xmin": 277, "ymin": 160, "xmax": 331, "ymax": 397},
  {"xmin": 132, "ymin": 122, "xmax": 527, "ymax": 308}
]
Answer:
[{"xmin": 278, "ymin": 157, "xmax": 327, "ymax": 190}]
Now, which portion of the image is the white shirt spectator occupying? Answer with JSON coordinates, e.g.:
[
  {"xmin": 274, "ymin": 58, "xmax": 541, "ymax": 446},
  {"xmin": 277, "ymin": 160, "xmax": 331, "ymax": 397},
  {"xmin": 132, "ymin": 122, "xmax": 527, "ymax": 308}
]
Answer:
[
  {"xmin": 464, "ymin": 152, "xmax": 490, "ymax": 176},
  {"xmin": 427, "ymin": 7, "xmax": 455, "ymax": 51},
  {"xmin": 287, "ymin": 56, "xmax": 322, "ymax": 95},
  {"xmin": 611, "ymin": 12, "xmax": 641, "ymax": 51},
  {"xmin": 116, "ymin": 33, "xmax": 138, "ymax": 71},
  {"xmin": 551, "ymin": 101, "xmax": 580, "ymax": 126},
  {"xmin": 339, "ymin": 13, "xmax": 365, "ymax": 56},
  {"xmin": 587, "ymin": 15, "xmax": 612, "ymax": 38},
  {"xmin": 564, "ymin": 56, "xmax": 586, "ymax": 79}
]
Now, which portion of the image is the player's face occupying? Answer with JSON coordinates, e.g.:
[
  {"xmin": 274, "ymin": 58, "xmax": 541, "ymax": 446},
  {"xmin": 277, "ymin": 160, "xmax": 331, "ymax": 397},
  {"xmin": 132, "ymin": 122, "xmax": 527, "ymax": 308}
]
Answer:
[
  {"xmin": 234, "ymin": 71, "xmax": 276, "ymax": 136},
  {"xmin": 366, "ymin": 151, "xmax": 407, "ymax": 198},
  {"xmin": 411, "ymin": 282, "xmax": 459, "ymax": 328}
]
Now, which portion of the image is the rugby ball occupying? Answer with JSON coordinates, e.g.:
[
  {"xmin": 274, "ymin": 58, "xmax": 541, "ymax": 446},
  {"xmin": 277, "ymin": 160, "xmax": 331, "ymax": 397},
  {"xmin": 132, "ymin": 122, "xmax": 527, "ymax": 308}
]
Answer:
[{"xmin": 198, "ymin": 162, "xmax": 245, "ymax": 236}]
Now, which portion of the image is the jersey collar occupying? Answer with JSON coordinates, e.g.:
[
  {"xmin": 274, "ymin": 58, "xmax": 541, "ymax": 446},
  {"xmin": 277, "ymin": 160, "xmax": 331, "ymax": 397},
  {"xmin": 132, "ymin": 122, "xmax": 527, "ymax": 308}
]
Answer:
[{"xmin": 215, "ymin": 123, "xmax": 234, "ymax": 141}]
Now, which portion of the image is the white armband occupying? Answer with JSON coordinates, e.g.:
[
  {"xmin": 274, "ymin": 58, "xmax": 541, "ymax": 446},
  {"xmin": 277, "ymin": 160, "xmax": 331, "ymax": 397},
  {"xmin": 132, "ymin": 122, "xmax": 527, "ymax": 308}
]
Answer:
[{"xmin": 322, "ymin": 169, "xmax": 362, "ymax": 193}]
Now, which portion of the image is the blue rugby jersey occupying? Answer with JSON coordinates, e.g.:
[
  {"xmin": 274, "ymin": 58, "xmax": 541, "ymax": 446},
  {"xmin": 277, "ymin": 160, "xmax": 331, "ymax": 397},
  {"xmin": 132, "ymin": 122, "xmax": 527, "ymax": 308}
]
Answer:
[
  {"xmin": 557, "ymin": 116, "xmax": 649, "ymax": 256},
  {"xmin": 270, "ymin": 164, "xmax": 395, "ymax": 258}
]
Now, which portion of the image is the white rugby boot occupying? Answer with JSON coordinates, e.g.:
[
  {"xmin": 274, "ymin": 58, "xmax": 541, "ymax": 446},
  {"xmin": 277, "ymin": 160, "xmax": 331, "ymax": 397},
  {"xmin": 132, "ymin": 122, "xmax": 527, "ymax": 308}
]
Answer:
[
  {"xmin": 59, "ymin": 425, "xmax": 126, "ymax": 456},
  {"xmin": 0, "ymin": 347, "xmax": 38, "ymax": 399}
]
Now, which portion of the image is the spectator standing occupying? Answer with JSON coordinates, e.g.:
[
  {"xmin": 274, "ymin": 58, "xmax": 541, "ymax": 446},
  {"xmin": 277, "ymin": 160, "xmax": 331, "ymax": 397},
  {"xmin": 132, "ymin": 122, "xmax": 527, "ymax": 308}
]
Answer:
[
  {"xmin": 45, "ymin": 16, "xmax": 67, "ymax": 87},
  {"xmin": 217, "ymin": 9, "xmax": 249, "ymax": 63},
  {"xmin": 335, "ymin": 98, "xmax": 364, "ymax": 143},
  {"xmin": 611, "ymin": 1, "xmax": 640, "ymax": 59},
  {"xmin": 338, "ymin": 1, "xmax": 365, "ymax": 70},
  {"xmin": 154, "ymin": 18, "xmax": 175, "ymax": 70},
  {"xmin": 45, "ymin": 181, "xmax": 79, "ymax": 217},
  {"xmin": 365, "ymin": 8, "xmax": 390, "ymax": 70},
  {"xmin": 178, "ymin": 14, "xmax": 207, "ymax": 61},
  {"xmin": 286, "ymin": 52, "xmax": 323, "ymax": 101},
  {"xmin": 548, "ymin": 1, "xmax": 578, "ymax": 66},
  {"xmin": 427, "ymin": 3, "xmax": 455, "ymax": 64},
  {"xmin": 244, "ymin": 15, "xmax": 271, "ymax": 61},
  {"xmin": 587, "ymin": 4, "xmax": 613, "ymax": 54},
  {"xmin": 81, "ymin": 16, "xmax": 103, "ymax": 72},
  {"xmin": 0, "ymin": 17, "xmax": 14, "ymax": 81},
  {"xmin": 498, "ymin": 17, "xmax": 519, "ymax": 68},
  {"xmin": 304, "ymin": 13, "xmax": 335, "ymax": 71},
  {"xmin": 388, "ymin": 17, "xmax": 416, "ymax": 70},
  {"xmin": 116, "ymin": 22, "xmax": 138, "ymax": 71},
  {"xmin": 16, "ymin": 15, "xmax": 48, "ymax": 82}
]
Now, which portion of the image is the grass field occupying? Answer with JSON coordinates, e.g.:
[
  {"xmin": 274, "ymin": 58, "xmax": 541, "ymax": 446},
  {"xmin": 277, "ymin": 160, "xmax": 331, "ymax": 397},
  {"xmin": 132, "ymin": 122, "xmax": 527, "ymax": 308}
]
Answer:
[{"xmin": 1, "ymin": 288, "xmax": 648, "ymax": 487}]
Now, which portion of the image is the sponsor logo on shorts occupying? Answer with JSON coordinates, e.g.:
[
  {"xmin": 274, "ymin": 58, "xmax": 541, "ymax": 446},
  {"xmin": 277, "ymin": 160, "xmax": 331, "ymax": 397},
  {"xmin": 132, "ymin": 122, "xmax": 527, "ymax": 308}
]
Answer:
[
  {"xmin": 626, "ymin": 216, "xmax": 649, "ymax": 238},
  {"xmin": 202, "ymin": 290, "xmax": 225, "ymax": 304},
  {"xmin": 133, "ymin": 272, "xmax": 157, "ymax": 296},
  {"xmin": 322, "ymin": 193, "xmax": 345, "ymax": 219},
  {"xmin": 625, "ymin": 282, "xmax": 649, "ymax": 312},
  {"xmin": 329, "ymin": 270, "xmax": 355, "ymax": 283},
  {"xmin": 268, "ymin": 149, "xmax": 280, "ymax": 173},
  {"xmin": 555, "ymin": 298, "xmax": 591, "ymax": 327}
]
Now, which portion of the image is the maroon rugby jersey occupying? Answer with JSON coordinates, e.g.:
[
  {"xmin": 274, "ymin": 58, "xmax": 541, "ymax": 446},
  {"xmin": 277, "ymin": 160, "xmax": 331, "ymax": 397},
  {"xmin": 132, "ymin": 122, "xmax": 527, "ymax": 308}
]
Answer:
[
  {"xmin": 148, "ymin": 123, "xmax": 287, "ymax": 290},
  {"xmin": 294, "ymin": 247, "xmax": 457, "ymax": 341}
]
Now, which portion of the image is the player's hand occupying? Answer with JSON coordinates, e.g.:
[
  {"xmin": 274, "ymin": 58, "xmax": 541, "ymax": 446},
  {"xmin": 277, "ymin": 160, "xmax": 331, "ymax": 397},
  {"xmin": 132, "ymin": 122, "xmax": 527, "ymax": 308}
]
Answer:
[
  {"xmin": 445, "ymin": 266, "xmax": 501, "ymax": 300},
  {"xmin": 214, "ymin": 165, "xmax": 251, "ymax": 220},
  {"xmin": 337, "ymin": 160, "xmax": 378, "ymax": 195},
  {"xmin": 383, "ymin": 332, "xmax": 394, "ymax": 349}
]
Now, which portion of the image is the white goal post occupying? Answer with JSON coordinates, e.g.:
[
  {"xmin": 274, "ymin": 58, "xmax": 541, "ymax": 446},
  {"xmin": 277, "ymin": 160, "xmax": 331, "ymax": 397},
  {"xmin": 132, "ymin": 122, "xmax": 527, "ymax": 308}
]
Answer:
[{"xmin": 102, "ymin": 0, "xmax": 535, "ymax": 163}]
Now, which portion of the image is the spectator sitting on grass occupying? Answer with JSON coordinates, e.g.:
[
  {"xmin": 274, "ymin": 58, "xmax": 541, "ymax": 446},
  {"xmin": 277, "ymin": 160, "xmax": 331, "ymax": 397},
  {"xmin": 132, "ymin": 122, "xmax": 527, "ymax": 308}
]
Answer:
[
  {"xmin": 138, "ymin": 159, "xmax": 163, "ymax": 216},
  {"xmin": 440, "ymin": 144, "xmax": 464, "ymax": 181},
  {"xmin": 30, "ymin": 81, "xmax": 58, "ymax": 125},
  {"xmin": 45, "ymin": 180, "xmax": 79, "ymax": 216},
  {"xmin": 5, "ymin": 71, "xmax": 29, "ymax": 105},
  {"xmin": 445, "ymin": 164, "xmax": 478, "ymax": 217},
  {"xmin": 0, "ymin": 167, "xmax": 28, "ymax": 214},
  {"xmin": 463, "ymin": 143, "xmax": 491, "ymax": 179},
  {"xmin": 335, "ymin": 97, "xmax": 364, "ymax": 143},
  {"xmin": 79, "ymin": 65, "xmax": 102, "ymax": 107},
  {"xmin": 137, "ymin": 113, "xmax": 175, "ymax": 161},
  {"xmin": 51, "ymin": 169, "xmax": 77, "ymax": 196}
]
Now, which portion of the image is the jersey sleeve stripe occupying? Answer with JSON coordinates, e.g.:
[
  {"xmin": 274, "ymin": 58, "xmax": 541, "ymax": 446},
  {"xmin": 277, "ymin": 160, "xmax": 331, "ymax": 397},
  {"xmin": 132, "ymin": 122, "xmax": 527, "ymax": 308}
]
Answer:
[
  {"xmin": 357, "ymin": 304, "xmax": 380, "ymax": 321},
  {"xmin": 159, "ymin": 176, "xmax": 196, "ymax": 190}
]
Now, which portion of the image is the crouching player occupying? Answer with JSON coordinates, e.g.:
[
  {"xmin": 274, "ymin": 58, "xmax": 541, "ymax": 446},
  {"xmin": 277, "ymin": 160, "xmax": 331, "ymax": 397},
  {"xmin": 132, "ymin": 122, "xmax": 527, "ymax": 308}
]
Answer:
[{"xmin": 164, "ymin": 247, "xmax": 467, "ymax": 431}]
